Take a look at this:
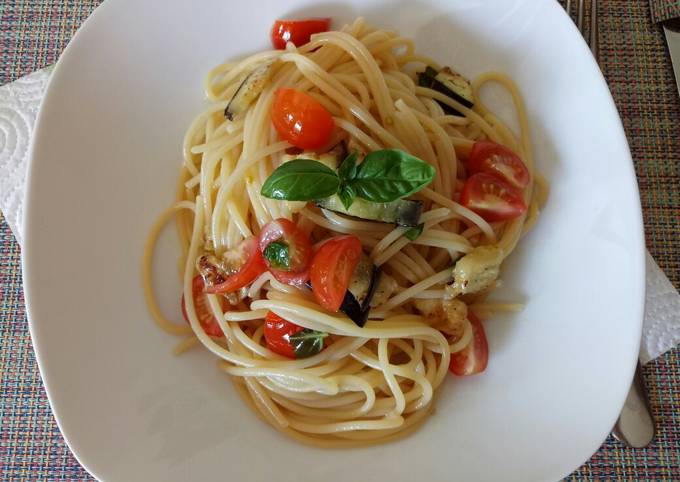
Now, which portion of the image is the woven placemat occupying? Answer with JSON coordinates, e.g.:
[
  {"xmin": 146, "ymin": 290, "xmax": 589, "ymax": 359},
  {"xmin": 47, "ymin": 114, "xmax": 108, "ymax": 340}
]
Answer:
[{"xmin": 1, "ymin": 0, "xmax": 678, "ymax": 480}]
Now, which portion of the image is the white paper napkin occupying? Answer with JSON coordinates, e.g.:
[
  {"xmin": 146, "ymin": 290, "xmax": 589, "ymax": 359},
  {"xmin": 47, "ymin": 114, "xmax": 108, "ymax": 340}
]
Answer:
[
  {"xmin": 0, "ymin": 66, "xmax": 52, "ymax": 247},
  {"xmin": 1, "ymin": 67, "xmax": 679, "ymax": 363}
]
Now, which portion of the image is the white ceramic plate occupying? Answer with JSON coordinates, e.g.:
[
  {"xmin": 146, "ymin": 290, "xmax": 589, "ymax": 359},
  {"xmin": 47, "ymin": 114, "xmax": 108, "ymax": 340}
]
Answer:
[{"xmin": 23, "ymin": 0, "xmax": 645, "ymax": 481}]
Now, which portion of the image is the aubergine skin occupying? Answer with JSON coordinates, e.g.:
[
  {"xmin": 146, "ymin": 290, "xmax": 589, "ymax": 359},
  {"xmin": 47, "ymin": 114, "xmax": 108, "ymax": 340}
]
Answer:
[
  {"xmin": 307, "ymin": 262, "xmax": 381, "ymax": 328},
  {"xmin": 316, "ymin": 195, "xmax": 423, "ymax": 227},
  {"xmin": 417, "ymin": 65, "xmax": 474, "ymax": 116},
  {"xmin": 339, "ymin": 290, "xmax": 365, "ymax": 326},
  {"xmin": 340, "ymin": 265, "xmax": 380, "ymax": 327},
  {"xmin": 224, "ymin": 62, "xmax": 273, "ymax": 120}
]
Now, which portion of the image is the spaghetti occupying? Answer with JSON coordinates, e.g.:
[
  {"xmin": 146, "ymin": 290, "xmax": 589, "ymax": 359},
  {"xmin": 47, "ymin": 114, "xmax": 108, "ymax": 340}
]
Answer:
[{"xmin": 143, "ymin": 17, "xmax": 545, "ymax": 447}]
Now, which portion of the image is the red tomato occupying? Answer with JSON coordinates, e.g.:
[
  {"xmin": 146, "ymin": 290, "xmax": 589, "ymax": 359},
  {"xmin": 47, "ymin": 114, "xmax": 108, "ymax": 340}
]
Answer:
[
  {"xmin": 271, "ymin": 88, "xmax": 335, "ymax": 150},
  {"xmin": 258, "ymin": 218, "xmax": 313, "ymax": 286},
  {"xmin": 206, "ymin": 237, "xmax": 267, "ymax": 294},
  {"xmin": 181, "ymin": 275, "xmax": 225, "ymax": 337},
  {"xmin": 310, "ymin": 235, "xmax": 362, "ymax": 312},
  {"xmin": 460, "ymin": 173, "xmax": 527, "ymax": 222},
  {"xmin": 263, "ymin": 311, "xmax": 304, "ymax": 358},
  {"xmin": 270, "ymin": 18, "xmax": 331, "ymax": 50},
  {"xmin": 468, "ymin": 141, "xmax": 530, "ymax": 189},
  {"xmin": 271, "ymin": 268, "xmax": 310, "ymax": 286},
  {"xmin": 449, "ymin": 312, "xmax": 489, "ymax": 376}
]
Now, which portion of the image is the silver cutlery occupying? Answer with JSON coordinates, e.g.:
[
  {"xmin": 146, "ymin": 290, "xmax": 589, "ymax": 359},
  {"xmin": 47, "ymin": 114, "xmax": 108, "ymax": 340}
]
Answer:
[
  {"xmin": 663, "ymin": 19, "xmax": 680, "ymax": 96},
  {"xmin": 562, "ymin": 0, "xmax": 655, "ymax": 448}
]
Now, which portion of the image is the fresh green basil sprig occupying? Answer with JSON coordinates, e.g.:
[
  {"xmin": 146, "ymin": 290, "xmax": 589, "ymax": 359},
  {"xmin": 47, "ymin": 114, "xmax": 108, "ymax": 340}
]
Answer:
[
  {"xmin": 263, "ymin": 240, "xmax": 290, "ymax": 270},
  {"xmin": 261, "ymin": 149, "xmax": 435, "ymax": 209},
  {"xmin": 259, "ymin": 159, "xmax": 340, "ymax": 201},
  {"xmin": 404, "ymin": 223, "xmax": 424, "ymax": 241},
  {"xmin": 289, "ymin": 329, "xmax": 328, "ymax": 358}
]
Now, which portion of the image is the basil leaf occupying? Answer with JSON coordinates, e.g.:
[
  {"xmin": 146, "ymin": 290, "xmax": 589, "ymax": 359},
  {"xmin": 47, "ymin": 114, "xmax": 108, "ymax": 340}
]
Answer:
[
  {"xmin": 404, "ymin": 223, "xmax": 424, "ymax": 241},
  {"xmin": 338, "ymin": 184, "xmax": 356, "ymax": 210},
  {"xmin": 338, "ymin": 151, "xmax": 358, "ymax": 181},
  {"xmin": 289, "ymin": 328, "xmax": 328, "ymax": 358},
  {"xmin": 263, "ymin": 240, "xmax": 290, "ymax": 270},
  {"xmin": 350, "ymin": 149, "xmax": 435, "ymax": 203},
  {"xmin": 261, "ymin": 159, "xmax": 340, "ymax": 201}
]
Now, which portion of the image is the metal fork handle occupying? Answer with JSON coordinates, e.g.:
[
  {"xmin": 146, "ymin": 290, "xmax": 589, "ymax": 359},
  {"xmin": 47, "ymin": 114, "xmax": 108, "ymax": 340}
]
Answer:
[
  {"xmin": 562, "ymin": 0, "xmax": 654, "ymax": 448},
  {"xmin": 589, "ymin": 0, "xmax": 599, "ymax": 62},
  {"xmin": 567, "ymin": 0, "xmax": 599, "ymax": 61},
  {"xmin": 577, "ymin": 0, "xmax": 585, "ymax": 32},
  {"xmin": 613, "ymin": 362, "xmax": 655, "ymax": 447},
  {"xmin": 587, "ymin": 1, "xmax": 654, "ymax": 447}
]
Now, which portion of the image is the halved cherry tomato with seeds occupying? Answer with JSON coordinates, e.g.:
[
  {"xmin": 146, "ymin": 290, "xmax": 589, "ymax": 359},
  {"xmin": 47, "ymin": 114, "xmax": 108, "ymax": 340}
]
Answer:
[
  {"xmin": 468, "ymin": 141, "xmax": 530, "ymax": 189},
  {"xmin": 264, "ymin": 311, "xmax": 326, "ymax": 359},
  {"xmin": 449, "ymin": 312, "xmax": 489, "ymax": 376},
  {"xmin": 270, "ymin": 18, "xmax": 331, "ymax": 50},
  {"xmin": 258, "ymin": 218, "xmax": 313, "ymax": 286},
  {"xmin": 310, "ymin": 235, "xmax": 362, "ymax": 312},
  {"xmin": 206, "ymin": 237, "xmax": 267, "ymax": 294},
  {"xmin": 182, "ymin": 275, "xmax": 226, "ymax": 337},
  {"xmin": 271, "ymin": 88, "xmax": 335, "ymax": 150},
  {"xmin": 460, "ymin": 173, "xmax": 527, "ymax": 222}
]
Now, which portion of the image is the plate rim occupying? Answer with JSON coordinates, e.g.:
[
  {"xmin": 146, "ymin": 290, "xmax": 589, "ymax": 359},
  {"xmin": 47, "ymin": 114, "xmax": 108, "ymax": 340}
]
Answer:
[{"xmin": 21, "ymin": 0, "xmax": 647, "ymax": 480}]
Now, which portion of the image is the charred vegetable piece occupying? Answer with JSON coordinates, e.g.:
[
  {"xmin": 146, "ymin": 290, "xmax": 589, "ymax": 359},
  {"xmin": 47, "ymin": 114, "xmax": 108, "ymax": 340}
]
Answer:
[
  {"xmin": 224, "ymin": 61, "xmax": 274, "ymax": 120},
  {"xmin": 316, "ymin": 195, "xmax": 422, "ymax": 227},
  {"xmin": 417, "ymin": 65, "xmax": 474, "ymax": 115},
  {"xmin": 339, "ymin": 254, "xmax": 381, "ymax": 327},
  {"xmin": 417, "ymin": 66, "xmax": 439, "ymax": 87},
  {"xmin": 347, "ymin": 253, "xmax": 374, "ymax": 307},
  {"xmin": 435, "ymin": 67, "xmax": 474, "ymax": 106},
  {"xmin": 339, "ymin": 291, "xmax": 363, "ymax": 326},
  {"xmin": 195, "ymin": 255, "xmax": 252, "ymax": 306},
  {"xmin": 446, "ymin": 245, "xmax": 504, "ymax": 298},
  {"xmin": 196, "ymin": 254, "xmax": 228, "ymax": 287},
  {"xmin": 414, "ymin": 297, "xmax": 467, "ymax": 342},
  {"xmin": 369, "ymin": 272, "xmax": 397, "ymax": 308}
]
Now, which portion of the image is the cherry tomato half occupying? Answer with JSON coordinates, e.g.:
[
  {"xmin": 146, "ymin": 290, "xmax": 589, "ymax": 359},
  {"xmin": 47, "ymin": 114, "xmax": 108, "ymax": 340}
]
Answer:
[
  {"xmin": 310, "ymin": 235, "xmax": 362, "ymax": 312},
  {"xmin": 271, "ymin": 88, "xmax": 335, "ymax": 150},
  {"xmin": 270, "ymin": 18, "xmax": 331, "ymax": 50},
  {"xmin": 460, "ymin": 173, "xmax": 527, "ymax": 222},
  {"xmin": 181, "ymin": 275, "xmax": 225, "ymax": 337},
  {"xmin": 449, "ymin": 312, "xmax": 489, "ymax": 376},
  {"xmin": 468, "ymin": 141, "xmax": 530, "ymax": 189},
  {"xmin": 264, "ymin": 311, "xmax": 327, "ymax": 359},
  {"xmin": 258, "ymin": 218, "xmax": 313, "ymax": 286},
  {"xmin": 263, "ymin": 311, "xmax": 302, "ymax": 358},
  {"xmin": 206, "ymin": 237, "xmax": 267, "ymax": 294}
]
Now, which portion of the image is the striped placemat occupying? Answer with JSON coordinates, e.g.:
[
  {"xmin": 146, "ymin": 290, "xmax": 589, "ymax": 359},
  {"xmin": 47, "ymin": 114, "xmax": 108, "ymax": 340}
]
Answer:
[{"xmin": 1, "ymin": 0, "xmax": 678, "ymax": 479}]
